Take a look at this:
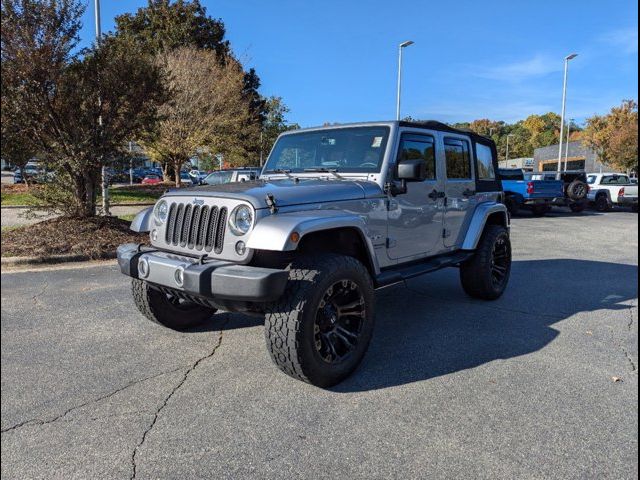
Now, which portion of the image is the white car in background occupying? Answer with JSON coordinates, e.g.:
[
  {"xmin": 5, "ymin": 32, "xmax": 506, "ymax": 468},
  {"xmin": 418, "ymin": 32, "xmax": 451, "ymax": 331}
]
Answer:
[{"xmin": 586, "ymin": 173, "xmax": 636, "ymax": 211}]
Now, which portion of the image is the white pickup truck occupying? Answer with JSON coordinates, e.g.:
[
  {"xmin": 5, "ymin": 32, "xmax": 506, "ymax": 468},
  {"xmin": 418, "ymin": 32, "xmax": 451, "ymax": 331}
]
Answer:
[{"xmin": 586, "ymin": 173, "xmax": 637, "ymax": 212}]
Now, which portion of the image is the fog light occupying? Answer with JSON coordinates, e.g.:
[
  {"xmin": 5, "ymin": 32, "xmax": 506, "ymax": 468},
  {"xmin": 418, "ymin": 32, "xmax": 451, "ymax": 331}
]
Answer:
[
  {"xmin": 138, "ymin": 258, "xmax": 149, "ymax": 278},
  {"xmin": 174, "ymin": 266, "xmax": 184, "ymax": 287},
  {"xmin": 151, "ymin": 229, "xmax": 158, "ymax": 241},
  {"xmin": 235, "ymin": 241, "xmax": 246, "ymax": 255}
]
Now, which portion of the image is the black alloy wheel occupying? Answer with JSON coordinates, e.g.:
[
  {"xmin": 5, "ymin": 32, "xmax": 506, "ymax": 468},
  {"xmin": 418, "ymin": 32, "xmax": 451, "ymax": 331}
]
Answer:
[{"xmin": 314, "ymin": 280, "xmax": 366, "ymax": 364}]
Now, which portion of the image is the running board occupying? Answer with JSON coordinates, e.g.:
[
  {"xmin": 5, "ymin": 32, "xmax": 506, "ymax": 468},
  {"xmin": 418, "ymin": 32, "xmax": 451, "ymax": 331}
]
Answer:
[{"xmin": 375, "ymin": 251, "xmax": 474, "ymax": 288}]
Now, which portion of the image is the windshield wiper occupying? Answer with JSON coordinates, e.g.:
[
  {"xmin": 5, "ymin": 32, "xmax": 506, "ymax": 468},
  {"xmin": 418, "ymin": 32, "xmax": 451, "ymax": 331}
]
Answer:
[
  {"xmin": 264, "ymin": 168, "xmax": 294, "ymax": 178},
  {"xmin": 303, "ymin": 167, "xmax": 341, "ymax": 178}
]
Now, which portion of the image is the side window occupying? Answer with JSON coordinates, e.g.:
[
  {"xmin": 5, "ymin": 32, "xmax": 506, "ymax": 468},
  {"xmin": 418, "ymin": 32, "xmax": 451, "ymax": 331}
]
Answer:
[
  {"xmin": 444, "ymin": 138, "xmax": 472, "ymax": 179},
  {"xmin": 397, "ymin": 134, "xmax": 436, "ymax": 180},
  {"xmin": 475, "ymin": 143, "xmax": 496, "ymax": 180}
]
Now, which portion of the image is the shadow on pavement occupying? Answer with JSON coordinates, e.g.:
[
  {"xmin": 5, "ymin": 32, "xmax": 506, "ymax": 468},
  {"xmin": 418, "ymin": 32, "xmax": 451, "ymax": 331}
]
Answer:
[{"xmin": 333, "ymin": 259, "xmax": 638, "ymax": 392}]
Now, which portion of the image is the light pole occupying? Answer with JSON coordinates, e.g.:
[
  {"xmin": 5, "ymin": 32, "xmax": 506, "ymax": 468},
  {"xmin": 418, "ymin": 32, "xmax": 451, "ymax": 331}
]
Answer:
[
  {"xmin": 506, "ymin": 134, "xmax": 514, "ymax": 163},
  {"xmin": 396, "ymin": 40, "xmax": 414, "ymax": 121},
  {"xmin": 556, "ymin": 53, "xmax": 578, "ymax": 179},
  {"xmin": 563, "ymin": 118, "xmax": 574, "ymax": 172},
  {"xmin": 94, "ymin": 0, "xmax": 110, "ymax": 215}
]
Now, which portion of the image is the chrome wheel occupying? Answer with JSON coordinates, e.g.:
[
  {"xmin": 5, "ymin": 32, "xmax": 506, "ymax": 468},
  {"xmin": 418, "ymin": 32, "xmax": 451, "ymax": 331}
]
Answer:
[{"xmin": 314, "ymin": 279, "xmax": 366, "ymax": 364}]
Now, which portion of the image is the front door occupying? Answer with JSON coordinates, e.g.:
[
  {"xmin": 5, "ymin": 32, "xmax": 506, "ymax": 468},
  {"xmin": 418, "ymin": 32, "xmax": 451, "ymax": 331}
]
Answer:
[
  {"xmin": 442, "ymin": 135, "xmax": 477, "ymax": 247},
  {"xmin": 387, "ymin": 131, "xmax": 445, "ymax": 260}
]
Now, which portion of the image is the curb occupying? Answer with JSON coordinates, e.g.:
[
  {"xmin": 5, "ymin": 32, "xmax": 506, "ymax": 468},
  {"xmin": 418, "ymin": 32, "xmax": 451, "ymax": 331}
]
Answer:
[
  {"xmin": 1, "ymin": 203, "xmax": 155, "ymax": 209},
  {"xmin": 1, "ymin": 251, "xmax": 117, "ymax": 266}
]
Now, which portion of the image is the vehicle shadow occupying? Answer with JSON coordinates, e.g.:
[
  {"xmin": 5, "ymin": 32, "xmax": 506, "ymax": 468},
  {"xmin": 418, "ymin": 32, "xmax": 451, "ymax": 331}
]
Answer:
[{"xmin": 333, "ymin": 259, "xmax": 638, "ymax": 393}]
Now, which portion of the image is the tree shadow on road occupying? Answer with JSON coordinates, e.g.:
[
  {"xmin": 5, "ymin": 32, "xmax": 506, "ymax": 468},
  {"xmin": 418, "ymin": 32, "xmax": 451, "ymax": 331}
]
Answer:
[{"xmin": 333, "ymin": 259, "xmax": 638, "ymax": 393}]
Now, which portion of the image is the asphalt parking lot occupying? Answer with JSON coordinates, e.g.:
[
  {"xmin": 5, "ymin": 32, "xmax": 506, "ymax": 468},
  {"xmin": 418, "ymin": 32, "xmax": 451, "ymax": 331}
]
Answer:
[{"xmin": 1, "ymin": 210, "xmax": 638, "ymax": 479}]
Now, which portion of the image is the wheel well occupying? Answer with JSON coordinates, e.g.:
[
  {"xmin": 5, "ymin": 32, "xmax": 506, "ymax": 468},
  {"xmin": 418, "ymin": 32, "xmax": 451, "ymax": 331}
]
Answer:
[
  {"xmin": 485, "ymin": 211, "xmax": 507, "ymax": 228},
  {"xmin": 297, "ymin": 228, "xmax": 375, "ymax": 276}
]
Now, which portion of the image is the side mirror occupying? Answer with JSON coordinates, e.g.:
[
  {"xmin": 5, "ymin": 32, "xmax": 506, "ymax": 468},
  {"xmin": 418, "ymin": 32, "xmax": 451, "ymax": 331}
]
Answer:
[{"xmin": 397, "ymin": 159, "xmax": 426, "ymax": 182}]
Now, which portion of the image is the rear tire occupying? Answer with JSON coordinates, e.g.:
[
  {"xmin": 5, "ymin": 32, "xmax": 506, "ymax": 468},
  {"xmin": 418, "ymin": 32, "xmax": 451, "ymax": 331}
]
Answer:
[
  {"xmin": 569, "ymin": 202, "xmax": 586, "ymax": 213},
  {"xmin": 595, "ymin": 194, "xmax": 610, "ymax": 212},
  {"xmin": 460, "ymin": 225, "xmax": 512, "ymax": 300},
  {"xmin": 131, "ymin": 279, "xmax": 216, "ymax": 330},
  {"xmin": 264, "ymin": 254, "xmax": 375, "ymax": 387},
  {"xmin": 531, "ymin": 204, "xmax": 549, "ymax": 216},
  {"xmin": 504, "ymin": 196, "xmax": 519, "ymax": 216}
]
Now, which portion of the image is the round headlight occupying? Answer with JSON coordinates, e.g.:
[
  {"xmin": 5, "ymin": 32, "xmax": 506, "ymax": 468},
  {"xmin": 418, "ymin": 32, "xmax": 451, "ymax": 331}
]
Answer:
[
  {"xmin": 154, "ymin": 200, "xmax": 169, "ymax": 224},
  {"xmin": 229, "ymin": 205, "xmax": 254, "ymax": 236}
]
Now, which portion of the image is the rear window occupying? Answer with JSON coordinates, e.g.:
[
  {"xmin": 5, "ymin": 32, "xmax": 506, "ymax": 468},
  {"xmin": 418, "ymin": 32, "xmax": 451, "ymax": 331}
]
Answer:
[
  {"xmin": 498, "ymin": 169, "xmax": 524, "ymax": 181},
  {"xmin": 601, "ymin": 175, "xmax": 630, "ymax": 185},
  {"xmin": 587, "ymin": 175, "xmax": 597, "ymax": 184},
  {"xmin": 475, "ymin": 143, "xmax": 496, "ymax": 180}
]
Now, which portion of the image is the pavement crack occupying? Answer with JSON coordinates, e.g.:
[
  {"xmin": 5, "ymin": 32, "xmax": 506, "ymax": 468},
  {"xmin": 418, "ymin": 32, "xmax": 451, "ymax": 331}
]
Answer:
[
  {"xmin": 0, "ymin": 366, "xmax": 186, "ymax": 434},
  {"xmin": 31, "ymin": 281, "xmax": 49, "ymax": 306},
  {"xmin": 130, "ymin": 328, "xmax": 226, "ymax": 480}
]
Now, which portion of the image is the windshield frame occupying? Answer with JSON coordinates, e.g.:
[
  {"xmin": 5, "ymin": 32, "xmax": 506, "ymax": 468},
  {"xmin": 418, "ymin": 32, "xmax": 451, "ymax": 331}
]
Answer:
[{"xmin": 263, "ymin": 125, "xmax": 392, "ymax": 175}]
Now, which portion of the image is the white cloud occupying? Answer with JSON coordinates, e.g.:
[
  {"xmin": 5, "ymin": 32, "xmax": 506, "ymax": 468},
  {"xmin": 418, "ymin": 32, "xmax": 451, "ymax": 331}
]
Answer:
[
  {"xmin": 473, "ymin": 54, "xmax": 561, "ymax": 82},
  {"xmin": 598, "ymin": 28, "xmax": 638, "ymax": 54}
]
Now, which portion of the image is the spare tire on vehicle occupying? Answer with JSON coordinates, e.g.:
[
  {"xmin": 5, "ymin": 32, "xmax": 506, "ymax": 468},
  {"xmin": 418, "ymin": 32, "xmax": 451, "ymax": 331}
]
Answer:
[{"xmin": 566, "ymin": 180, "xmax": 588, "ymax": 201}]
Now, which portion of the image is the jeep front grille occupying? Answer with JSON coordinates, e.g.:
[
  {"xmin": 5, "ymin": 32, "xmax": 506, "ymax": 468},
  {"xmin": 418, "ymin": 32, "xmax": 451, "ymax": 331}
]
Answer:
[{"xmin": 165, "ymin": 203, "xmax": 227, "ymax": 254}]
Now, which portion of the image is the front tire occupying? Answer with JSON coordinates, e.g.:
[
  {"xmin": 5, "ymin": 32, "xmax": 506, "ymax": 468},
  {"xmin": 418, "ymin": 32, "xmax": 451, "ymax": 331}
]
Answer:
[
  {"xmin": 131, "ymin": 279, "xmax": 216, "ymax": 330},
  {"xmin": 460, "ymin": 225, "xmax": 512, "ymax": 300},
  {"xmin": 264, "ymin": 254, "xmax": 375, "ymax": 388}
]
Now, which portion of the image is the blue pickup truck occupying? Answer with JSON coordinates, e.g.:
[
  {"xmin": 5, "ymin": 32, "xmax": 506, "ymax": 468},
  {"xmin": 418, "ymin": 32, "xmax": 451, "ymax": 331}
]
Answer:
[{"xmin": 499, "ymin": 169, "xmax": 564, "ymax": 216}]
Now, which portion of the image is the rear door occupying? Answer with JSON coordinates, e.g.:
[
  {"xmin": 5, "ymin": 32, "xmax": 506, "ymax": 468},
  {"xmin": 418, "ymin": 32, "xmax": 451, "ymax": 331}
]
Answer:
[{"xmin": 442, "ymin": 134, "xmax": 477, "ymax": 248}]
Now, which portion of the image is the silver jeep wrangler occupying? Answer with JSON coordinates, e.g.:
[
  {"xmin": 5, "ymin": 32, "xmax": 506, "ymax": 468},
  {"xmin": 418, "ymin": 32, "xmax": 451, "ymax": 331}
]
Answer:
[{"xmin": 117, "ymin": 121, "xmax": 511, "ymax": 387}]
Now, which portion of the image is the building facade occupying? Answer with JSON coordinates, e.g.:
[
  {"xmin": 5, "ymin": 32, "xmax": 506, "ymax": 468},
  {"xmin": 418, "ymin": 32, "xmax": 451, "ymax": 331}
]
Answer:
[
  {"xmin": 534, "ymin": 141, "xmax": 607, "ymax": 173},
  {"xmin": 497, "ymin": 157, "xmax": 535, "ymax": 171}
]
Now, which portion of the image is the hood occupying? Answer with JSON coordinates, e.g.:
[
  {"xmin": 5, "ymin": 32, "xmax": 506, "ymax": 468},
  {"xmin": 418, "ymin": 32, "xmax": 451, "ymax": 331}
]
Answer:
[{"xmin": 163, "ymin": 178, "xmax": 383, "ymax": 209}]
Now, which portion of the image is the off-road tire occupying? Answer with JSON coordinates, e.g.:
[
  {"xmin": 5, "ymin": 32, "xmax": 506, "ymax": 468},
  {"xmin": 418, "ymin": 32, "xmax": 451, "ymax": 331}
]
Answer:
[
  {"xmin": 504, "ymin": 196, "xmax": 519, "ymax": 216},
  {"xmin": 595, "ymin": 194, "xmax": 610, "ymax": 212},
  {"xmin": 566, "ymin": 180, "xmax": 588, "ymax": 201},
  {"xmin": 569, "ymin": 202, "xmax": 586, "ymax": 213},
  {"xmin": 531, "ymin": 204, "xmax": 549, "ymax": 217},
  {"xmin": 131, "ymin": 279, "xmax": 216, "ymax": 330},
  {"xmin": 264, "ymin": 254, "xmax": 375, "ymax": 388},
  {"xmin": 460, "ymin": 225, "xmax": 512, "ymax": 300}
]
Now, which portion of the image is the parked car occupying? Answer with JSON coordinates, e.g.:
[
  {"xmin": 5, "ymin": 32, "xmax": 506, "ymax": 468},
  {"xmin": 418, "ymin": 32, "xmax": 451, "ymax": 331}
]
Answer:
[
  {"xmin": 202, "ymin": 167, "xmax": 261, "ymax": 185},
  {"xmin": 141, "ymin": 174, "xmax": 163, "ymax": 185},
  {"xmin": 117, "ymin": 120, "xmax": 511, "ymax": 387},
  {"xmin": 617, "ymin": 184, "xmax": 638, "ymax": 212},
  {"xmin": 499, "ymin": 168, "xmax": 564, "ymax": 216},
  {"xmin": 530, "ymin": 171, "xmax": 589, "ymax": 213},
  {"xmin": 13, "ymin": 162, "xmax": 53, "ymax": 184},
  {"xmin": 586, "ymin": 173, "xmax": 635, "ymax": 211}
]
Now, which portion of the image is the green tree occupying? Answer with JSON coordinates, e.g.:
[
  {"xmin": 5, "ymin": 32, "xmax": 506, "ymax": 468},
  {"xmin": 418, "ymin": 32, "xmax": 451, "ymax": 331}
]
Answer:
[
  {"xmin": 261, "ymin": 96, "xmax": 299, "ymax": 162},
  {"xmin": 2, "ymin": 0, "xmax": 167, "ymax": 216}
]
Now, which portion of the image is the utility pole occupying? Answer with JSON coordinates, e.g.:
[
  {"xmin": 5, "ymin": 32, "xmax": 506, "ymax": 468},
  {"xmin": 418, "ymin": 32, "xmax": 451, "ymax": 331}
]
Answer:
[
  {"xmin": 129, "ymin": 141, "xmax": 134, "ymax": 185},
  {"xmin": 396, "ymin": 41, "xmax": 414, "ymax": 121},
  {"xmin": 95, "ymin": 0, "xmax": 110, "ymax": 215},
  {"xmin": 506, "ymin": 134, "xmax": 514, "ymax": 163}
]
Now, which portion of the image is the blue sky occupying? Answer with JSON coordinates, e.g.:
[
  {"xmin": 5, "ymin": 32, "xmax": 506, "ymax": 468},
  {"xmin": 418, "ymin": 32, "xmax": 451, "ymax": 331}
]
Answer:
[{"xmin": 81, "ymin": 0, "xmax": 638, "ymax": 127}]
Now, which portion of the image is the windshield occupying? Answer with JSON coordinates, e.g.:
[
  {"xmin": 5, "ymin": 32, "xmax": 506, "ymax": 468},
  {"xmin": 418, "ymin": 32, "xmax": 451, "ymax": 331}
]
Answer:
[
  {"xmin": 204, "ymin": 171, "xmax": 234, "ymax": 185},
  {"xmin": 264, "ymin": 126, "xmax": 390, "ymax": 174}
]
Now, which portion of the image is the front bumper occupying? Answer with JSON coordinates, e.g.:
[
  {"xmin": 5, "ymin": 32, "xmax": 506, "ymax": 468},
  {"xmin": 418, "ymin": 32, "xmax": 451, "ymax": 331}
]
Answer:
[{"xmin": 116, "ymin": 243, "xmax": 288, "ymax": 302}]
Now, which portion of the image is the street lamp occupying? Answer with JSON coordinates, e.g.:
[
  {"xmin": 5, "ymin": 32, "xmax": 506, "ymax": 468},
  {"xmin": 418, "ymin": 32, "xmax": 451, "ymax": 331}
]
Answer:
[
  {"xmin": 556, "ymin": 53, "xmax": 578, "ymax": 179},
  {"xmin": 506, "ymin": 134, "xmax": 514, "ymax": 162},
  {"xmin": 563, "ymin": 118, "xmax": 574, "ymax": 172},
  {"xmin": 396, "ymin": 40, "xmax": 414, "ymax": 121}
]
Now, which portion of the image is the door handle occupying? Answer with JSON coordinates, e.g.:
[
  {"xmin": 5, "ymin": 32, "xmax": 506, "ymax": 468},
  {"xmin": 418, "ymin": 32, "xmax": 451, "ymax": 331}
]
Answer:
[
  {"xmin": 462, "ymin": 189, "xmax": 476, "ymax": 197},
  {"xmin": 428, "ymin": 189, "xmax": 446, "ymax": 200}
]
